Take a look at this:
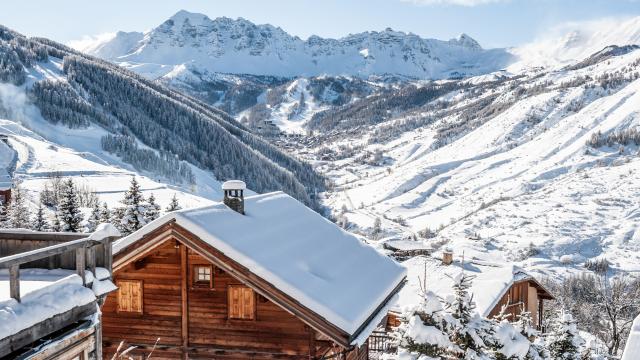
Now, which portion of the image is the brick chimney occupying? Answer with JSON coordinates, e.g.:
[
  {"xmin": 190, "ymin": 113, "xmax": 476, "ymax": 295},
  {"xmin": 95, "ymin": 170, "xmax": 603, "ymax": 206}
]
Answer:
[
  {"xmin": 222, "ymin": 180, "xmax": 246, "ymax": 214},
  {"xmin": 442, "ymin": 248, "xmax": 453, "ymax": 265}
]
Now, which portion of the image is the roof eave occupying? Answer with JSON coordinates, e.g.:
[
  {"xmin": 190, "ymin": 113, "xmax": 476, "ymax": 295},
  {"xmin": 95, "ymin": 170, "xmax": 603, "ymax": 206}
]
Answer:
[{"xmin": 347, "ymin": 277, "xmax": 407, "ymax": 345}]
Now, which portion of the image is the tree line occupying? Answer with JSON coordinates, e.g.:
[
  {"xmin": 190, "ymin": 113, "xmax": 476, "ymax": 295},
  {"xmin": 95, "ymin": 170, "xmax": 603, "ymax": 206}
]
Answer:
[{"xmin": 1, "ymin": 176, "xmax": 182, "ymax": 236}]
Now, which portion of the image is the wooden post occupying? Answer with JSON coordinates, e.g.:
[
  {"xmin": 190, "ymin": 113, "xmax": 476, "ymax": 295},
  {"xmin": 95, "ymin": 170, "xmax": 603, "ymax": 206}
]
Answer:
[
  {"xmin": 76, "ymin": 247, "xmax": 86, "ymax": 286},
  {"xmin": 9, "ymin": 264, "xmax": 20, "ymax": 302},
  {"xmin": 538, "ymin": 299, "xmax": 544, "ymax": 331},
  {"xmin": 309, "ymin": 328, "xmax": 316, "ymax": 360},
  {"xmin": 87, "ymin": 246, "xmax": 96, "ymax": 279},
  {"xmin": 181, "ymin": 244, "xmax": 189, "ymax": 359},
  {"xmin": 101, "ymin": 237, "xmax": 114, "ymax": 276},
  {"xmin": 95, "ymin": 312, "xmax": 103, "ymax": 360}
]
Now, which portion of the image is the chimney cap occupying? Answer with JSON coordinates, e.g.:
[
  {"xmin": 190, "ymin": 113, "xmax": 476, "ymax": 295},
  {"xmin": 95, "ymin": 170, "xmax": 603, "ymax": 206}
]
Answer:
[{"xmin": 222, "ymin": 180, "xmax": 247, "ymax": 191}]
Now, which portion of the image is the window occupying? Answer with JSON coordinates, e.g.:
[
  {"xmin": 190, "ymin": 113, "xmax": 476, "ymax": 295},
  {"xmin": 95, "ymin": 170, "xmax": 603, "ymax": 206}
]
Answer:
[
  {"xmin": 117, "ymin": 280, "xmax": 143, "ymax": 313},
  {"xmin": 228, "ymin": 285, "xmax": 255, "ymax": 320},
  {"xmin": 193, "ymin": 265, "xmax": 213, "ymax": 288}
]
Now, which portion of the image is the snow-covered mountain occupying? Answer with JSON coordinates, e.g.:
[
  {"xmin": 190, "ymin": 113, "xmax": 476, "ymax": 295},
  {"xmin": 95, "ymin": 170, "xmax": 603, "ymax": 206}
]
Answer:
[
  {"xmin": 0, "ymin": 25, "xmax": 324, "ymax": 213},
  {"xmin": 292, "ymin": 44, "xmax": 640, "ymax": 279},
  {"xmin": 78, "ymin": 10, "xmax": 513, "ymax": 80}
]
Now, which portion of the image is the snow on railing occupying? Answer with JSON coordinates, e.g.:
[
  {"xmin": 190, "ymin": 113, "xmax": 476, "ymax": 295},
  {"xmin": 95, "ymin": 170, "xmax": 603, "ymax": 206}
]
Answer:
[{"xmin": 0, "ymin": 223, "xmax": 120, "ymax": 302}]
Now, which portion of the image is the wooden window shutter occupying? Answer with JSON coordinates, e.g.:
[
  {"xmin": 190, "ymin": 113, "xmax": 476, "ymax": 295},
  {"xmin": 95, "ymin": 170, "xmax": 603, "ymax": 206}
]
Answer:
[
  {"xmin": 228, "ymin": 285, "xmax": 255, "ymax": 320},
  {"xmin": 117, "ymin": 280, "xmax": 143, "ymax": 313}
]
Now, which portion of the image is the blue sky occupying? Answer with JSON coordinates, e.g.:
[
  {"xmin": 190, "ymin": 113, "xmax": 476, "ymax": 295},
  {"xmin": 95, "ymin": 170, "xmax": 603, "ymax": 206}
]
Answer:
[{"xmin": 1, "ymin": 0, "xmax": 639, "ymax": 48}]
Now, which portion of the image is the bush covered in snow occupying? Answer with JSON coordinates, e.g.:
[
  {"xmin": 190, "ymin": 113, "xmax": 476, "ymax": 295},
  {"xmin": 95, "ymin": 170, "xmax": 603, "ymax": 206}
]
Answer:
[{"xmin": 387, "ymin": 273, "xmax": 545, "ymax": 360}]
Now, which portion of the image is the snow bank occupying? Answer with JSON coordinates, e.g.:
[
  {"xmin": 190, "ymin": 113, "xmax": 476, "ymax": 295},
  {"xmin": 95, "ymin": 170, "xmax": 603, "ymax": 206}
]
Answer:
[
  {"xmin": 622, "ymin": 314, "xmax": 640, "ymax": 360},
  {"xmin": 88, "ymin": 223, "xmax": 121, "ymax": 240},
  {"xmin": 114, "ymin": 191, "xmax": 406, "ymax": 335},
  {"xmin": 0, "ymin": 268, "xmax": 116, "ymax": 339},
  {"xmin": 0, "ymin": 274, "xmax": 95, "ymax": 339}
]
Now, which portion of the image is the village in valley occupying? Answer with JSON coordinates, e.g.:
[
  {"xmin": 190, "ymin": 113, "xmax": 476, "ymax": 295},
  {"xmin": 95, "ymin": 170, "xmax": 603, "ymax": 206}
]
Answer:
[{"xmin": 2, "ymin": 1, "xmax": 640, "ymax": 360}]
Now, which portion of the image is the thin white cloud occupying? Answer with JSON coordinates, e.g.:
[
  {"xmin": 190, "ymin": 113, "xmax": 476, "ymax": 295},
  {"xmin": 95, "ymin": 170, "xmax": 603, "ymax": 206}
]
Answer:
[
  {"xmin": 67, "ymin": 33, "xmax": 117, "ymax": 52},
  {"xmin": 401, "ymin": 0, "xmax": 508, "ymax": 6}
]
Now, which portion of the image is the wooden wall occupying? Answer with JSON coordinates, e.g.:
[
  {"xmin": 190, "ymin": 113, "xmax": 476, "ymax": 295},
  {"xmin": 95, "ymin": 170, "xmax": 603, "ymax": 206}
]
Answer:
[
  {"xmin": 101, "ymin": 238, "xmax": 315, "ymax": 359},
  {"xmin": 487, "ymin": 281, "xmax": 536, "ymax": 322}
]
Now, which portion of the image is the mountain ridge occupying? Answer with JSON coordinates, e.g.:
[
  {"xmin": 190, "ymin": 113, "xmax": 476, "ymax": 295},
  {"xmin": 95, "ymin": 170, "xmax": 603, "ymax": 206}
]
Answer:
[{"xmin": 78, "ymin": 10, "xmax": 513, "ymax": 79}]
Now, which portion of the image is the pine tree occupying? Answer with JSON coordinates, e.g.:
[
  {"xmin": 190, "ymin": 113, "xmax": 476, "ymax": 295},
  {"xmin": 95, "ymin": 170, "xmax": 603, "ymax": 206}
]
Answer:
[
  {"xmin": 86, "ymin": 201, "xmax": 101, "ymax": 232},
  {"xmin": 547, "ymin": 311, "xmax": 583, "ymax": 360},
  {"xmin": 51, "ymin": 212, "xmax": 62, "ymax": 232},
  {"xmin": 120, "ymin": 177, "xmax": 146, "ymax": 235},
  {"xmin": 32, "ymin": 201, "xmax": 50, "ymax": 231},
  {"xmin": 372, "ymin": 217, "xmax": 382, "ymax": 240},
  {"xmin": 57, "ymin": 178, "xmax": 83, "ymax": 232},
  {"xmin": 5, "ymin": 185, "xmax": 31, "ymax": 229},
  {"xmin": 99, "ymin": 202, "xmax": 111, "ymax": 223},
  {"xmin": 145, "ymin": 193, "xmax": 160, "ymax": 223},
  {"xmin": 166, "ymin": 193, "xmax": 181, "ymax": 212}
]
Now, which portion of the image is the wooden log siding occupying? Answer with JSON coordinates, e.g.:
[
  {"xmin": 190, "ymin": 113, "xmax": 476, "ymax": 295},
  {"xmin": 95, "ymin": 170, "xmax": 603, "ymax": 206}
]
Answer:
[
  {"xmin": 112, "ymin": 222, "xmax": 353, "ymax": 347},
  {"xmin": 103, "ymin": 239, "xmax": 316, "ymax": 359},
  {"xmin": 487, "ymin": 281, "xmax": 535, "ymax": 322}
]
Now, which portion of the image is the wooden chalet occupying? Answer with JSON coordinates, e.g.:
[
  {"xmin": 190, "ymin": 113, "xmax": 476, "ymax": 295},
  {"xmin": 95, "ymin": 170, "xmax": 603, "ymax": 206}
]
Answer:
[
  {"xmin": 103, "ymin": 181, "xmax": 407, "ymax": 360},
  {"xmin": 485, "ymin": 268, "xmax": 555, "ymax": 329},
  {"xmin": 393, "ymin": 254, "xmax": 554, "ymax": 332},
  {"xmin": 0, "ymin": 226, "xmax": 120, "ymax": 360}
]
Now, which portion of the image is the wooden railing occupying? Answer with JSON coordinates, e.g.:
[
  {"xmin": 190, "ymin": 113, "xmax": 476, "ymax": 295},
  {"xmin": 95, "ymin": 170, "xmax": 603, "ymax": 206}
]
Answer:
[
  {"xmin": 368, "ymin": 331, "xmax": 393, "ymax": 353},
  {"xmin": 0, "ymin": 235, "xmax": 118, "ymax": 302}
]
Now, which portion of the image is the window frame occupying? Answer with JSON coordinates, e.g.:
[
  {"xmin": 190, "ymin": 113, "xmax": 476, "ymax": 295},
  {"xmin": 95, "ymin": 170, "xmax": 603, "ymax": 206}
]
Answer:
[
  {"xmin": 191, "ymin": 264, "xmax": 214, "ymax": 289},
  {"xmin": 116, "ymin": 279, "xmax": 143, "ymax": 314},
  {"xmin": 227, "ymin": 285, "xmax": 256, "ymax": 321}
]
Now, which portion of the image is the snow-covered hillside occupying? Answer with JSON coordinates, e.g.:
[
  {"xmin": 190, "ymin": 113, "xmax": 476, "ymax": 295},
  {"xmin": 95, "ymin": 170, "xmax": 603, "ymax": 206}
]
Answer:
[
  {"xmin": 78, "ymin": 10, "xmax": 513, "ymax": 80},
  {"xmin": 0, "ymin": 25, "xmax": 324, "ymax": 215},
  {"xmin": 300, "ymin": 45, "xmax": 640, "ymax": 279}
]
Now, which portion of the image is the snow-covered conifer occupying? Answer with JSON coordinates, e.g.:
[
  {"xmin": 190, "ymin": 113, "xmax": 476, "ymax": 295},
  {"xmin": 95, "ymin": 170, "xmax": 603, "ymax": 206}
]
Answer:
[
  {"xmin": 51, "ymin": 213, "xmax": 62, "ymax": 232},
  {"xmin": 547, "ymin": 311, "xmax": 584, "ymax": 360},
  {"xmin": 166, "ymin": 193, "xmax": 181, "ymax": 212},
  {"xmin": 86, "ymin": 201, "xmax": 101, "ymax": 232},
  {"xmin": 5, "ymin": 185, "xmax": 31, "ymax": 229},
  {"xmin": 99, "ymin": 202, "xmax": 111, "ymax": 224},
  {"xmin": 119, "ymin": 177, "xmax": 146, "ymax": 235},
  {"xmin": 145, "ymin": 193, "xmax": 160, "ymax": 223},
  {"xmin": 32, "ymin": 201, "xmax": 50, "ymax": 231},
  {"xmin": 57, "ymin": 178, "xmax": 83, "ymax": 232}
]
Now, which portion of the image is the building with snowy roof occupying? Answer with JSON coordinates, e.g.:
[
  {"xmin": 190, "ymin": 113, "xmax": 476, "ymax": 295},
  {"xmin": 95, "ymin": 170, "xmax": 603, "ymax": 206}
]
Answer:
[
  {"xmin": 0, "ymin": 167, "xmax": 12, "ymax": 205},
  {"xmin": 393, "ymin": 254, "xmax": 554, "ymax": 330},
  {"xmin": 106, "ymin": 181, "xmax": 407, "ymax": 359}
]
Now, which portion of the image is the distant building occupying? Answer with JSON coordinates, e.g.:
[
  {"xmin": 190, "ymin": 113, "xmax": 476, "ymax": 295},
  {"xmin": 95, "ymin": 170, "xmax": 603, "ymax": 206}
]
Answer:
[
  {"xmin": 103, "ymin": 181, "xmax": 406, "ymax": 359},
  {"xmin": 392, "ymin": 254, "xmax": 554, "ymax": 330},
  {"xmin": 0, "ymin": 168, "xmax": 11, "ymax": 205}
]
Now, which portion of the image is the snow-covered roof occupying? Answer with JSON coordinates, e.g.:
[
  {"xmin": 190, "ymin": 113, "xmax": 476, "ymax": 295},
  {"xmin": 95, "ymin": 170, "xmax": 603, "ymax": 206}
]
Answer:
[
  {"xmin": 394, "ymin": 256, "xmax": 543, "ymax": 317},
  {"xmin": 0, "ymin": 268, "xmax": 116, "ymax": 339},
  {"xmin": 221, "ymin": 180, "xmax": 246, "ymax": 190},
  {"xmin": 114, "ymin": 191, "xmax": 406, "ymax": 337},
  {"xmin": 622, "ymin": 314, "xmax": 640, "ymax": 360},
  {"xmin": 0, "ymin": 167, "xmax": 11, "ymax": 191}
]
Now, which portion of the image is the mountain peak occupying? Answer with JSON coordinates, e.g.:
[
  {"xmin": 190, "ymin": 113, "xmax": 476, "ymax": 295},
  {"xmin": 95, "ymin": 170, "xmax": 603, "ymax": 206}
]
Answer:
[
  {"xmin": 168, "ymin": 9, "xmax": 212, "ymax": 24},
  {"xmin": 450, "ymin": 33, "xmax": 482, "ymax": 50}
]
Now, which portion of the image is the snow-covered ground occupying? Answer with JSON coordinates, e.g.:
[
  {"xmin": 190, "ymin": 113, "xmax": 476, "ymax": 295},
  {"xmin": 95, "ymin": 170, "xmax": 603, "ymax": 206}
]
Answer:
[
  {"xmin": 0, "ymin": 55, "xmax": 228, "ymax": 215},
  {"xmin": 311, "ymin": 47, "xmax": 640, "ymax": 280}
]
